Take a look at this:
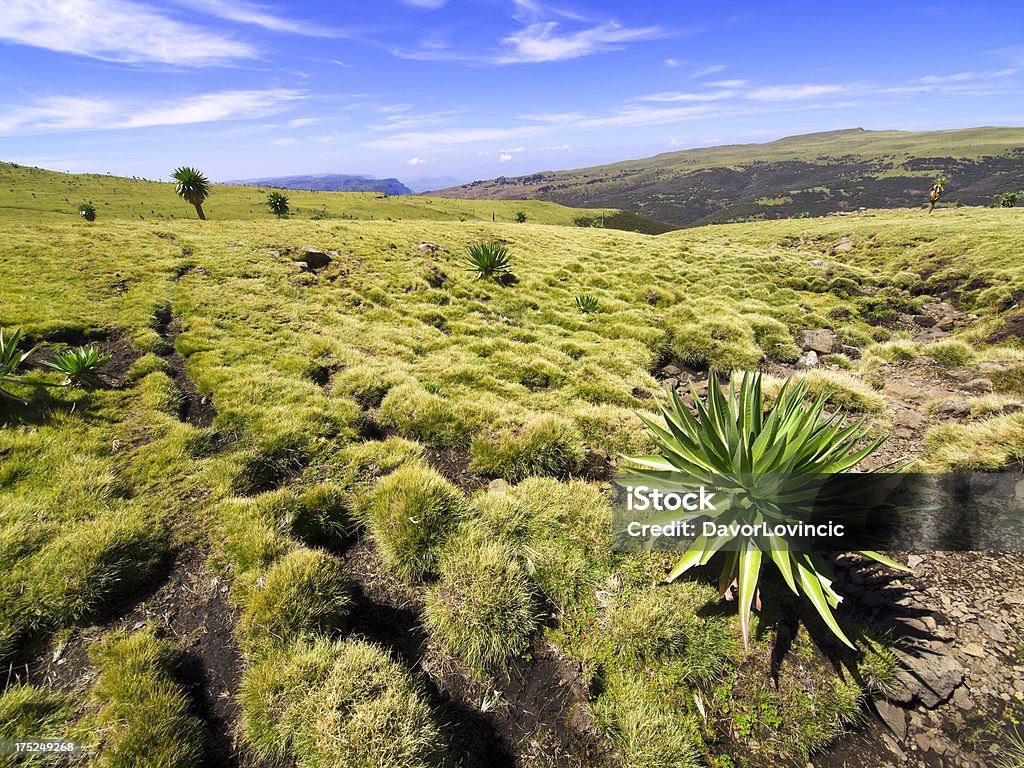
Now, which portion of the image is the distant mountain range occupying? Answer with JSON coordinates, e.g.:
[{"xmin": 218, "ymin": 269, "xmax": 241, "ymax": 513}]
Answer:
[
  {"xmin": 429, "ymin": 127, "xmax": 1024, "ymax": 227},
  {"xmin": 224, "ymin": 173, "xmax": 412, "ymax": 196}
]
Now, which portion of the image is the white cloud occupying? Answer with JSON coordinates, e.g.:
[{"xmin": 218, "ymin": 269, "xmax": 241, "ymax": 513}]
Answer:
[
  {"xmin": 689, "ymin": 63, "xmax": 728, "ymax": 79},
  {"xmin": 746, "ymin": 84, "xmax": 848, "ymax": 101},
  {"xmin": 0, "ymin": 0, "xmax": 256, "ymax": 65},
  {"xmin": 710, "ymin": 79, "xmax": 749, "ymax": 88},
  {"xmin": 363, "ymin": 126, "xmax": 546, "ymax": 150},
  {"xmin": 497, "ymin": 21, "xmax": 663, "ymax": 63},
  {"xmin": 664, "ymin": 57, "xmax": 682, "ymax": 67},
  {"xmin": 638, "ymin": 90, "xmax": 736, "ymax": 103},
  {"xmin": 499, "ymin": 153, "xmax": 513, "ymax": 162},
  {"xmin": 0, "ymin": 89, "xmax": 304, "ymax": 135},
  {"xmin": 405, "ymin": 157, "xmax": 436, "ymax": 165},
  {"xmin": 174, "ymin": 0, "xmax": 337, "ymax": 36},
  {"xmin": 288, "ymin": 117, "xmax": 319, "ymax": 128}
]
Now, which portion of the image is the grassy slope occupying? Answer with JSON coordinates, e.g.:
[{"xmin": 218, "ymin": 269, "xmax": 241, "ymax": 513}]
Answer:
[
  {"xmin": 1, "ymin": 196, "xmax": 1022, "ymax": 765},
  {"xmin": 432, "ymin": 126, "xmax": 1024, "ymax": 226},
  {"xmin": 0, "ymin": 161, "xmax": 616, "ymax": 226}
]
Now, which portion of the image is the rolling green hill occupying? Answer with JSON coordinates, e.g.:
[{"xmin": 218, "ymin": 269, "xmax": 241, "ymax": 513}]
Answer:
[
  {"xmin": 0, "ymin": 161, "xmax": 618, "ymax": 227},
  {"xmin": 431, "ymin": 126, "xmax": 1024, "ymax": 227}
]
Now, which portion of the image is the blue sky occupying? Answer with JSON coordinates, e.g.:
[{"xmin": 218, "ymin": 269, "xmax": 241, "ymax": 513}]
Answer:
[{"xmin": 0, "ymin": 1, "xmax": 1022, "ymax": 187}]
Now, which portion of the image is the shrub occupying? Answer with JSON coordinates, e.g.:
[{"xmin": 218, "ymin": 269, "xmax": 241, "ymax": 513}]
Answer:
[
  {"xmin": 237, "ymin": 548, "xmax": 350, "ymax": 657},
  {"xmin": 266, "ymin": 191, "xmax": 290, "ymax": 217},
  {"xmin": 624, "ymin": 373, "xmax": 906, "ymax": 648},
  {"xmin": 999, "ymin": 191, "xmax": 1019, "ymax": 208},
  {"xmin": 0, "ymin": 326, "xmax": 37, "ymax": 403},
  {"xmin": 514, "ymin": 210, "xmax": 527, "ymax": 223},
  {"xmin": 42, "ymin": 345, "xmax": 112, "ymax": 387},
  {"xmin": 241, "ymin": 638, "xmax": 444, "ymax": 768},
  {"xmin": 574, "ymin": 294, "xmax": 600, "ymax": 313},
  {"xmin": 87, "ymin": 631, "xmax": 205, "ymax": 768},
  {"xmin": 922, "ymin": 339, "xmax": 974, "ymax": 367},
  {"xmin": 78, "ymin": 202, "xmax": 96, "ymax": 221},
  {"xmin": 424, "ymin": 536, "xmax": 539, "ymax": 672},
  {"xmin": 469, "ymin": 414, "xmax": 586, "ymax": 482},
  {"xmin": 363, "ymin": 464, "xmax": 465, "ymax": 580},
  {"xmin": 465, "ymin": 242, "xmax": 513, "ymax": 282}
]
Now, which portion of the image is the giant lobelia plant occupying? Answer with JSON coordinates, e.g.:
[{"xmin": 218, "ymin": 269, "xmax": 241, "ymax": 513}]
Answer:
[{"xmin": 623, "ymin": 372, "xmax": 909, "ymax": 649}]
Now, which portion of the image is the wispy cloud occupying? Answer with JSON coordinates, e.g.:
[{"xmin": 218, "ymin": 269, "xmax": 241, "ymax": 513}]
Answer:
[
  {"xmin": 174, "ymin": 0, "xmax": 339, "ymax": 37},
  {"xmin": 497, "ymin": 21, "xmax": 664, "ymax": 63},
  {"xmin": 0, "ymin": 89, "xmax": 304, "ymax": 135},
  {"xmin": 0, "ymin": 0, "xmax": 257, "ymax": 65},
  {"xmin": 689, "ymin": 63, "xmax": 728, "ymax": 79},
  {"xmin": 405, "ymin": 156, "xmax": 436, "ymax": 165},
  {"xmin": 400, "ymin": 0, "xmax": 451, "ymax": 8},
  {"xmin": 638, "ymin": 90, "xmax": 737, "ymax": 103},
  {"xmin": 745, "ymin": 83, "xmax": 849, "ymax": 101},
  {"xmin": 363, "ymin": 126, "xmax": 547, "ymax": 151}
]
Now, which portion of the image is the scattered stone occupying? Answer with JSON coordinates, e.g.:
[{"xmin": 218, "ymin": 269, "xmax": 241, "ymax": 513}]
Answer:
[
  {"xmin": 963, "ymin": 378, "xmax": 994, "ymax": 393},
  {"xmin": 840, "ymin": 344, "xmax": 861, "ymax": 359},
  {"xmin": 952, "ymin": 686, "xmax": 974, "ymax": 711},
  {"xmin": 809, "ymin": 258, "xmax": 833, "ymax": 269},
  {"xmin": 798, "ymin": 329, "xmax": 835, "ymax": 354},
  {"xmin": 834, "ymin": 238, "xmax": 855, "ymax": 252},
  {"xmin": 962, "ymin": 642, "xmax": 985, "ymax": 658},
  {"xmin": 892, "ymin": 647, "xmax": 965, "ymax": 708},
  {"xmin": 298, "ymin": 246, "xmax": 332, "ymax": 270},
  {"xmin": 661, "ymin": 364, "xmax": 682, "ymax": 377},
  {"xmin": 875, "ymin": 698, "xmax": 908, "ymax": 739},
  {"xmin": 893, "ymin": 408, "xmax": 928, "ymax": 430},
  {"xmin": 912, "ymin": 314, "xmax": 937, "ymax": 327},
  {"xmin": 932, "ymin": 399, "xmax": 970, "ymax": 418},
  {"xmin": 487, "ymin": 479, "xmax": 509, "ymax": 494},
  {"xmin": 292, "ymin": 260, "xmax": 309, "ymax": 270},
  {"xmin": 796, "ymin": 350, "xmax": 819, "ymax": 370},
  {"xmin": 418, "ymin": 242, "xmax": 449, "ymax": 254},
  {"xmin": 907, "ymin": 554, "xmax": 924, "ymax": 568}
]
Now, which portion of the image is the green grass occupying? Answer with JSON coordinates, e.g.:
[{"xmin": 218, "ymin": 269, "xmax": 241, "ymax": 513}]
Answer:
[
  {"xmin": 424, "ymin": 534, "xmax": 540, "ymax": 672},
  {"xmin": 362, "ymin": 463, "xmax": 466, "ymax": 580},
  {"xmin": 3, "ymin": 167, "xmax": 1023, "ymax": 766},
  {"xmin": 84, "ymin": 631, "xmax": 206, "ymax": 768},
  {"xmin": 240, "ymin": 637, "xmax": 444, "ymax": 768}
]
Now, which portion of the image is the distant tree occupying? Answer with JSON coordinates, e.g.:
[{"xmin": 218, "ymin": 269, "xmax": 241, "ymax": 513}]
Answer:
[
  {"xmin": 267, "ymin": 191, "xmax": 290, "ymax": 217},
  {"xmin": 514, "ymin": 210, "xmax": 527, "ymax": 223},
  {"xmin": 171, "ymin": 166, "xmax": 211, "ymax": 220},
  {"xmin": 999, "ymin": 192, "xmax": 1018, "ymax": 208},
  {"xmin": 927, "ymin": 176, "xmax": 947, "ymax": 214},
  {"xmin": 78, "ymin": 202, "xmax": 96, "ymax": 222}
]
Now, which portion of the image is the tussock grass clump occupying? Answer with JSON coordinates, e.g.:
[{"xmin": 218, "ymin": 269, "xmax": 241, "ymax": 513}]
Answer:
[
  {"xmin": 241, "ymin": 638, "xmax": 444, "ymax": 768},
  {"xmin": 759, "ymin": 369, "xmax": 886, "ymax": 413},
  {"xmin": 138, "ymin": 371, "xmax": 183, "ymax": 417},
  {"xmin": 253, "ymin": 483, "xmax": 353, "ymax": 546},
  {"xmin": 332, "ymin": 362, "xmax": 408, "ymax": 408},
  {"xmin": 237, "ymin": 548, "xmax": 350, "ymax": 657},
  {"xmin": 925, "ymin": 411, "xmax": 1024, "ymax": 470},
  {"xmin": 424, "ymin": 537, "xmax": 540, "ymax": 672},
  {"xmin": 127, "ymin": 352, "xmax": 170, "ymax": 381},
  {"xmin": 747, "ymin": 314, "xmax": 800, "ymax": 363},
  {"xmin": 469, "ymin": 414, "xmax": 586, "ymax": 481},
  {"xmin": 595, "ymin": 675, "xmax": 703, "ymax": 768},
  {"xmin": 664, "ymin": 315, "xmax": 763, "ymax": 371},
  {"xmin": 86, "ymin": 631, "xmax": 205, "ymax": 768},
  {"xmin": 363, "ymin": 464, "xmax": 465, "ymax": 580},
  {"xmin": 378, "ymin": 382, "xmax": 477, "ymax": 448},
  {"xmin": 231, "ymin": 430, "xmax": 312, "ymax": 495},
  {"xmin": 0, "ymin": 683, "xmax": 75, "ymax": 749},
  {"xmin": 606, "ymin": 589, "xmax": 692, "ymax": 663},
  {"xmin": 861, "ymin": 339, "xmax": 918, "ymax": 368},
  {"xmin": 922, "ymin": 339, "xmax": 975, "ymax": 367}
]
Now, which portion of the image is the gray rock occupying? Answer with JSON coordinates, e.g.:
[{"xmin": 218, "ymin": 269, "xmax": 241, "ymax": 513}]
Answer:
[
  {"xmin": 875, "ymin": 698, "xmax": 908, "ymax": 739},
  {"xmin": 892, "ymin": 647, "xmax": 965, "ymax": 708},
  {"xmin": 840, "ymin": 344, "xmax": 861, "ymax": 359},
  {"xmin": 798, "ymin": 329, "xmax": 835, "ymax": 354},
  {"xmin": 796, "ymin": 350, "xmax": 819, "ymax": 370},
  {"xmin": 299, "ymin": 246, "xmax": 332, "ymax": 269},
  {"xmin": 963, "ymin": 378, "xmax": 994, "ymax": 393},
  {"xmin": 932, "ymin": 399, "xmax": 970, "ymax": 418},
  {"xmin": 912, "ymin": 314, "xmax": 937, "ymax": 327}
]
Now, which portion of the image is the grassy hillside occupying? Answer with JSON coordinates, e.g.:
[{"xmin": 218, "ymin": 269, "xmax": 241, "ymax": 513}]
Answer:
[
  {"xmin": 1, "ymin": 189, "xmax": 1022, "ymax": 766},
  {"xmin": 0, "ymin": 161, "xmax": 617, "ymax": 226},
  {"xmin": 432, "ymin": 126, "xmax": 1024, "ymax": 227}
]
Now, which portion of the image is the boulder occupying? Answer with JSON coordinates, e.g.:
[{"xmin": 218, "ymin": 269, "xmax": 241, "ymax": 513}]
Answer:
[
  {"xmin": 798, "ymin": 329, "xmax": 835, "ymax": 354},
  {"xmin": 912, "ymin": 314, "xmax": 937, "ymax": 328},
  {"xmin": 963, "ymin": 378, "xmax": 994, "ymax": 394},
  {"xmin": 796, "ymin": 350, "xmax": 819, "ymax": 370},
  {"xmin": 891, "ymin": 647, "xmax": 964, "ymax": 708},
  {"xmin": 299, "ymin": 246, "xmax": 332, "ymax": 270},
  {"xmin": 932, "ymin": 399, "xmax": 970, "ymax": 418}
]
